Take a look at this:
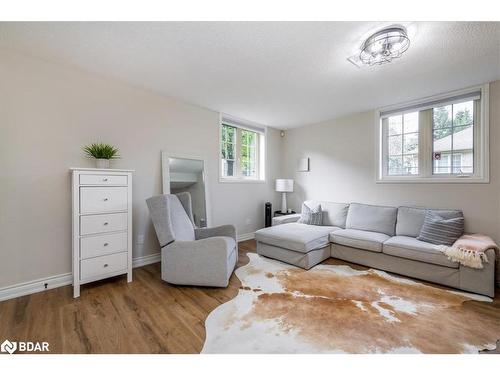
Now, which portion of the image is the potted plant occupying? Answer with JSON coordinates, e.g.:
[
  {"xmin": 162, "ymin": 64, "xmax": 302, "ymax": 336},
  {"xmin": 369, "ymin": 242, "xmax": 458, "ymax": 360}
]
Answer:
[{"xmin": 83, "ymin": 142, "xmax": 120, "ymax": 169}]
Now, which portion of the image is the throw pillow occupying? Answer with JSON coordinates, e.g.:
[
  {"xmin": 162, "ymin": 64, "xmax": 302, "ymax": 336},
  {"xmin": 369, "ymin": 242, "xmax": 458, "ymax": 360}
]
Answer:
[
  {"xmin": 297, "ymin": 202, "xmax": 323, "ymax": 226},
  {"xmin": 417, "ymin": 211, "xmax": 464, "ymax": 246}
]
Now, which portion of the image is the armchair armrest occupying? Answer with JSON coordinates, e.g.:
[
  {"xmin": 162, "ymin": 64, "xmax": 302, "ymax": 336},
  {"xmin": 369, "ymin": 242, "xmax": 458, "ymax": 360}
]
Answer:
[
  {"xmin": 272, "ymin": 213, "xmax": 301, "ymax": 226},
  {"xmin": 195, "ymin": 224, "xmax": 236, "ymax": 241},
  {"xmin": 169, "ymin": 237, "xmax": 233, "ymax": 257},
  {"xmin": 165, "ymin": 237, "xmax": 236, "ymax": 287}
]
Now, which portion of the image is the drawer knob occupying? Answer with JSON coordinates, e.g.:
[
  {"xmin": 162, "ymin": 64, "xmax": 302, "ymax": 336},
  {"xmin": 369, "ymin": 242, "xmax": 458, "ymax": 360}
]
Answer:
[
  {"xmin": 103, "ymin": 264, "xmax": 109, "ymax": 268},
  {"xmin": 103, "ymin": 178, "xmax": 108, "ymax": 182},
  {"xmin": 103, "ymin": 198, "xmax": 109, "ymax": 201},
  {"xmin": 103, "ymin": 243, "xmax": 109, "ymax": 247},
  {"xmin": 103, "ymin": 222, "xmax": 109, "ymax": 226}
]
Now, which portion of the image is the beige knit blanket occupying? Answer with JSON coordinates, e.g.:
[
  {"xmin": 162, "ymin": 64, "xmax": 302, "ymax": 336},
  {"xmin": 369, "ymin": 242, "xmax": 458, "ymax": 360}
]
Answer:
[{"xmin": 438, "ymin": 234, "xmax": 499, "ymax": 269}]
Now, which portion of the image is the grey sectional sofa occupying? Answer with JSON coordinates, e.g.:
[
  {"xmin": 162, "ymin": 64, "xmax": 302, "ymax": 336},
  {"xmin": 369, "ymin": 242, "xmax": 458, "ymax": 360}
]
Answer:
[{"xmin": 255, "ymin": 201, "xmax": 496, "ymax": 297}]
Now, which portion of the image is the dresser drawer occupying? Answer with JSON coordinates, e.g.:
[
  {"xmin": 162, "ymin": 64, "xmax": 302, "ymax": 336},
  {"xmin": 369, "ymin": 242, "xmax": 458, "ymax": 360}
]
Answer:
[
  {"xmin": 80, "ymin": 174, "xmax": 128, "ymax": 186},
  {"xmin": 80, "ymin": 232, "xmax": 127, "ymax": 259},
  {"xmin": 80, "ymin": 187, "xmax": 128, "ymax": 214},
  {"xmin": 80, "ymin": 252, "xmax": 128, "ymax": 281},
  {"xmin": 80, "ymin": 212, "xmax": 127, "ymax": 235}
]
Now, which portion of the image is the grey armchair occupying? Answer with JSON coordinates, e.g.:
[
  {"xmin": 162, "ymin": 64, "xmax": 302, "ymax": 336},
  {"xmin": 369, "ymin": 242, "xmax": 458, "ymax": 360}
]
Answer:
[{"xmin": 146, "ymin": 192, "xmax": 237, "ymax": 287}]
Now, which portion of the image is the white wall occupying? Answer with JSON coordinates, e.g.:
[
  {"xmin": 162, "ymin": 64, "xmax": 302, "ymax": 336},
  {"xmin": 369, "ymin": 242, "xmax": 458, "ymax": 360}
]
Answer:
[
  {"xmin": 282, "ymin": 80, "xmax": 500, "ymax": 241},
  {"xmin": 0, "ymin": 49, "xmax": 282, "ymax": 288}
]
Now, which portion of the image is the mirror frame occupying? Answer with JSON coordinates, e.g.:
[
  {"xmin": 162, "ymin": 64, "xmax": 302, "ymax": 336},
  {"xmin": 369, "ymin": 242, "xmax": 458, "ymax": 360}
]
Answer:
[{"xmin": 161, "ymin": 151, "xmax": 212, "ymax": 227}]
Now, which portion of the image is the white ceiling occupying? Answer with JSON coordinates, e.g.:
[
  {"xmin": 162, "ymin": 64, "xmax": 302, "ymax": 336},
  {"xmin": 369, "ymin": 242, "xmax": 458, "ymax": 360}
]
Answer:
[{"xmin": 0, "ymin": 22, "xmax": 499, "ymax": 129}]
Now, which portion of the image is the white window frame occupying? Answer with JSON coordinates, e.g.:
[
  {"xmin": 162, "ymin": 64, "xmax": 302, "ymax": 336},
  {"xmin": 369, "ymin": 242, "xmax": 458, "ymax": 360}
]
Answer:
[
  {"xmin": 219, "ymin": 114, "xmax": 266, "ymax": 183},
  {"xmin": 376, "ymin": 83, "xmax": 489, "ymax": 183}
]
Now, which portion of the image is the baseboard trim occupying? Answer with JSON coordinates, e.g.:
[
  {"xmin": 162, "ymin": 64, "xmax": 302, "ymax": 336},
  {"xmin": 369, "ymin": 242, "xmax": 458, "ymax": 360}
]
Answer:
[
  {"xmin": 132, "ymin": 253, "xmax": 161, "ymax": 268},
  {"xmin": 0, "ymin": 272, "xmax": 72, "ymax": 302},
  {"xmin": 238, "ymin": 232, "xmax": 255, "ymax": 242},
  {"xmin": 0, "ymin": 253, "xmax": 162, "ymax": 302}
]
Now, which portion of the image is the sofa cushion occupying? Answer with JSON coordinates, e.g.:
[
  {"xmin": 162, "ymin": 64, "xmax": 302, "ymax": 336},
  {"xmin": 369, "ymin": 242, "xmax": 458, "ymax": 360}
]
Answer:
[
  {"xmin": 305, "ymin": 200, "xmax": 349, "ymax": 228},
  {"xmin": 346, "ymin": 203, "xmax": 397, "ymax": 236},
  {"xmin": 255, "ymin": 223, "xmax": 341, "ymax": 253},
  {"xmin": 396, "ymin": 206, "xmax": 464, "ymax": 237},
  {"xmin": 297, "ymin": 202, "xmax": 323, "ymax": 225},
  {"xmin": 383, "ymin": 236, "xmax": 459, "ymax": 268},
  {"xmin": 417, "ymin": 211, "xmax": 464, "ymax": 246},
  {"xmin": 272, "ymin": 213, "xmax": 301, "ymax": 226},
  {"xmin": 396, "ymin": 207, "xmax": 426, "ymax": 238},
  {"xmin": 330, "ymin": 229, "xmax": 390, "ymax": 253}
]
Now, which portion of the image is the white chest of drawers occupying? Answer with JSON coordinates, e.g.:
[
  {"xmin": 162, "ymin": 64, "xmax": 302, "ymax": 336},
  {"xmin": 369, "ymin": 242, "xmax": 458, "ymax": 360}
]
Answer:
[{"xmin": 71, "ymin": 168, "xmax": 134, "ymax": 298}]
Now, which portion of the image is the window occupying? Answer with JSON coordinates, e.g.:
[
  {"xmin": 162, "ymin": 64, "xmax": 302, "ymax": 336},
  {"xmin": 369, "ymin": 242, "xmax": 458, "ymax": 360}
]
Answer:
[
  {"xmin": 240, "ymin": 129, "xmax": 258, "ymax": 177},
  {"xmin": 221, "ymin": 124, "xmax": 237, "ymax": 177},
  {"xmin": 378, "ymin": 84, "xmax": 489, "ymax": 183},
  {"xmin": 220, "ymin": 115, "xmax": 266, "ymax": 182},
  {"xmin": 387, "ymin": 112, "xmax": 419, "ymax": 176},
  {"xmin": 432, "ymin": 101, "xmax": 474, "ymax": 175}
]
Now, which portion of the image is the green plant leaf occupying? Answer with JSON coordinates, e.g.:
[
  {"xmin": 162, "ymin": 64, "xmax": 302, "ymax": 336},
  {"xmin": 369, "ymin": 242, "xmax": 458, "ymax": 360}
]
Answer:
[{"xmin": 82, "ymin": 142, "xmax": 120, "ymax": 159}]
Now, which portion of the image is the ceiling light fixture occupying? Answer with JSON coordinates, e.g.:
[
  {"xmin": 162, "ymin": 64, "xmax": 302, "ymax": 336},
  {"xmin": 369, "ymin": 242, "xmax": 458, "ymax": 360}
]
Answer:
[{"xmin": 358, "ymin": 26, "xmax": 410, "ymax": 66}]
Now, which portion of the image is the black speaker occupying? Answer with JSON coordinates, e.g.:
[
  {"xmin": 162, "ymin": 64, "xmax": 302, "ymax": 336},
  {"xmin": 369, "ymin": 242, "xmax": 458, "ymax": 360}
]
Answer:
[{"xmin": 265, "ymin": 202, "xmax": 272, "ymax": 227}]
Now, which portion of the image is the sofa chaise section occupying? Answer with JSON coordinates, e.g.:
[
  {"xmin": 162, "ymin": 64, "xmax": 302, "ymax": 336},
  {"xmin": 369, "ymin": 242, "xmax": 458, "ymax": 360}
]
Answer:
[
  {"xmin": 256, "ymin": 201, "xmax": 348, "ymax": 269},
  {"xmin": 257, "ymin": 242, "xmax": 332, "ymax": 270},
  {"xmin": 255, "ymin": 222, "xmax": 341, "ymax": 269},
  {"xmin": 255, "ymin": 223, "xmax": 340, "ymax": 252}
]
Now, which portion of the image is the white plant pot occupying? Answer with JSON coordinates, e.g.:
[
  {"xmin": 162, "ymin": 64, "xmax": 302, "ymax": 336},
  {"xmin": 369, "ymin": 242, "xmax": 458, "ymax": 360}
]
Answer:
[{"xmin": 95, "ymin": 159, "xmax": 110, "ymax": 169}]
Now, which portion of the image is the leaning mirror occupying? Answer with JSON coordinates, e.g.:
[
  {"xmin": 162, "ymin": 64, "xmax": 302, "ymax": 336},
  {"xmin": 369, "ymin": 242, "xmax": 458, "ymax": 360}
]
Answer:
[{"xmin": 161, "ymin": 152, "xmax": 208, "ymax": 228}]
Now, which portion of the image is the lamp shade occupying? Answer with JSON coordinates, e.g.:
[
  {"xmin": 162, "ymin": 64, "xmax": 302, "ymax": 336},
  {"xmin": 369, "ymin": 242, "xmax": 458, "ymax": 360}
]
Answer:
[{"xmin": 275, "ymin": 179, "xmax": 294, "ymax": 193}]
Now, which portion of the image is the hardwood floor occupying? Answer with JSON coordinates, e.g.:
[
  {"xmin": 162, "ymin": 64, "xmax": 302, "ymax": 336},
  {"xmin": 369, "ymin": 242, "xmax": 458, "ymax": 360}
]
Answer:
[
  {"xmin": 0, "ymin": 240, "xmax": 498, "ymax": 354},
  {"xmin": 0, "ymin": 241, "xmax": 251, "ymax": 354}
]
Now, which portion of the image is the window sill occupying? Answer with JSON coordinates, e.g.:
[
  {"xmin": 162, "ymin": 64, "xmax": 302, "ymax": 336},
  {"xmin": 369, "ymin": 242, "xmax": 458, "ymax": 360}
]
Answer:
[
  {"xmin": 376, "ymin": 176, "xmax": 489, "ymax": 184},
  {"xmin": 219, "ymin": 177, "xmax": 266, "ymax": 184}
]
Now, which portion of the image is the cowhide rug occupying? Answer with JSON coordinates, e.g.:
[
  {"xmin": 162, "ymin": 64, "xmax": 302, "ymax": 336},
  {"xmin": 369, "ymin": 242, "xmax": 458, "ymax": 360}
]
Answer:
[{"xmin": 202, "ymin": 253, "xmax": 500, "ymax": 354}]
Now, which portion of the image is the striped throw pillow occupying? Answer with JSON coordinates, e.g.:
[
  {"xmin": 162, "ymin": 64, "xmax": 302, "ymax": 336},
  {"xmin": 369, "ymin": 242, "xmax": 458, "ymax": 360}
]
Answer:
[
  {"xmin": 417, "ymin": 211, "xmax": 464, "ymax": 246},
  {"xmin": 297, "ymin": 203, "xmax": 323, "ymax": 226}
]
